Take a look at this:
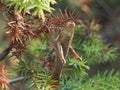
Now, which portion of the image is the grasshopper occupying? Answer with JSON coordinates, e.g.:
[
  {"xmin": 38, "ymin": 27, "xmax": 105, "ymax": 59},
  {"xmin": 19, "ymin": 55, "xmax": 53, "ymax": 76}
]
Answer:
[{"xmin": 48, "ymin": 21, "xmax": 82, "ymax": 81}]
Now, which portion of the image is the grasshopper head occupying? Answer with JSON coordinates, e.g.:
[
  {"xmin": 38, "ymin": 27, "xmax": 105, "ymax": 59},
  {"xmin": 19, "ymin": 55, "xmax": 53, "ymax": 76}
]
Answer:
[{"xmin": 66, "ymin": 21, "xmax": 76, "ymax": 28}]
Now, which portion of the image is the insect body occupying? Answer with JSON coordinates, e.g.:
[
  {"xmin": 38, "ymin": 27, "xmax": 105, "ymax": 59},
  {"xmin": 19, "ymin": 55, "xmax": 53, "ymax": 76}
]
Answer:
[{"xmin": 50, "ymin": 21, "xmax": 82, "ymax": 81}]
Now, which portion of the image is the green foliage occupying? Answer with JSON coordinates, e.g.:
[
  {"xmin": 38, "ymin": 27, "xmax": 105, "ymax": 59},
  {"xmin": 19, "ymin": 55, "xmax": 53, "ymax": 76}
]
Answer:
[
  {"xmin": 27, "ymin": 38, "xmax": 49, "ymax": 58},
  {"xmin": 4, "ymin": 0, "xmax": 56, "ymax": 20},
  {"xmin": 57, "ymin": 70, "xmax": 120, "ymax": 90},
  {"xmin": 18, "ymin": 58, "xmax": 52, "ymax": 90},
  {"xmin": 17, "ymin": 38, "xmax": 89, "ymax": 90},
  {"xmin": 6, "ymin": 19, "xmax": 118, "ymax": 90},
  {"xmin": 1, "ymin": 1, "xmax": 119, "ymax": 90},
  {"xmin": 16, "ymin": 39, "xmax": 52, "ymax": 90},
  {"xmin": 63, "ymin": 59, "xmax": 89, "ymax": 79},
  {"xmin": 73, "ymin": 24, "xmax": 118, "ymax": 65}
]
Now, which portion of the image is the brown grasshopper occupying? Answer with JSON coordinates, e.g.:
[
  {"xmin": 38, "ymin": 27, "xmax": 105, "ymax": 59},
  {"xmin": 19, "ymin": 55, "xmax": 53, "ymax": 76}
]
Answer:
[{"xmin": 48, "ymin": 21, "xmax": 82, "ymax": 82}]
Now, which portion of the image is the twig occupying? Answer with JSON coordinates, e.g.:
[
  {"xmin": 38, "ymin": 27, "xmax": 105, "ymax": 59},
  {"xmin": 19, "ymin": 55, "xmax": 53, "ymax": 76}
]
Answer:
[
  {"xmin": 0, "ymin": 47, "xmax": 12, "ymax": 61},
  {"xmin": 9, "ymin": 77, "xmax": 24, "ymax": 84}
]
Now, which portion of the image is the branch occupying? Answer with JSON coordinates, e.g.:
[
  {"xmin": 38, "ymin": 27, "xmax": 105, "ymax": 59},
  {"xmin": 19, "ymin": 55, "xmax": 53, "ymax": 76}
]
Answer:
[
  {"xmin": 9, "ymin": 77, "xmax": 24, "ymax": 84},
  {"xmin": 0, "ymin": 47, "xmax": 12, "ymax": 61}
]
